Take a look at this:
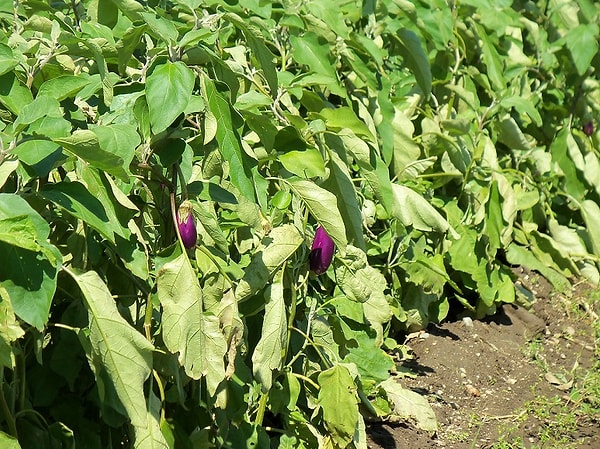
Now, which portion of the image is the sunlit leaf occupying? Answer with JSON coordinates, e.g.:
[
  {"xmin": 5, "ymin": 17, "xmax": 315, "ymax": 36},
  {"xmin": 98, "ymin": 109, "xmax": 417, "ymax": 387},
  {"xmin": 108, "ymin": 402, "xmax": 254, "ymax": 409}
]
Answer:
[
  {"xmin": 380, "ymin": 378, "xmax": 437, "ymax": 433},
  {"xmin": 287, "ymin": 177, "xmax": 347, "ymax": 249},
  {"xmin": 146, "ymin": 61, "xmax": 195, "ymax": 133},
  {"xmin": 156, "ymin": 253, "xmax": 227, "ymax": 395},
  {"xmin": 235, "ymin": 224, "xmax": 303, "ymax": 301},
  {"xmin": 318, "ymin": 365, "xmax": 358, "ymax": 447},
  {"xmin": 67, "ymin": 269, "xmax": 155, "ymax": 430},
  {"xmin": 252, "ymin": 270, "xmax": 287, "ymax": 391}
]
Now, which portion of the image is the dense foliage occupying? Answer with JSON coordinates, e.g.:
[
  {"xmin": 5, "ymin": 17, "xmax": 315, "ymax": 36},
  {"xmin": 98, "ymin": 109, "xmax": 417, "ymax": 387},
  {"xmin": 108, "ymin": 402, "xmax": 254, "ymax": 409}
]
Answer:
[{"xmin": 1, "ymin": 0, "xmax": 599, "ymax": 447}]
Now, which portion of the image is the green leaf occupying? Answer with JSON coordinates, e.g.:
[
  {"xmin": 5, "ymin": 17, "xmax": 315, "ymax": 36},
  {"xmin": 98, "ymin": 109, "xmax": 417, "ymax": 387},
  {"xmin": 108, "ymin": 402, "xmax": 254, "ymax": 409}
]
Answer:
[
  {"xmin": 581, "ymin": 199, "xmax": 600, "ymax": 260},
  {"xmin": 565, "ymin": 24, "xmax": 599, "ymax": 76},
  {"xmin": 41, "ymin": 181, "xmax": 125, "ymax": 243},
  {"xmin": 320, "ymin": 107, "xmax": 375, "ymax": 142},
  {"xmin": 146, "ymin": 61, "xmax": 195, "ymax": 133},
  {"xmin": 0, "ymin": 160, "xmax": 18, "ymax": 189},
  {"xmin": 156, "ymin": 254, "xmax": 227, "ymax": 395},
  {"xmin": 473, "ymin": 22, "xmax": 505, "ymax": 91},
  {"xmin": 235, "ymin": 224, "xmax": 303, "ymax": 301},
  {"xmin": 505, "ymin": 243, "xmax": 570, "ymax": 292},
  {"xmin": 141, "ymin": 12, "xmax": 179, "ymax": 44},
  {"xmin": 500, "ymin": 96, "xmax": 543, "ymax": 127},
  {"xmin": 550, "ymin": 129, "xmax": 586, "ymax": 200},
  {"xmin": 0, "ymin": 72, "xmax": 33, "ymax": 115},
  {"xmin": 225, "ymin": 13, "xmax": 278, "ymax": 96},
  {"xmin": 0, "ymin": 288, "xmax": 25, "ymax": 369},
  {"xmin": 287, "ymin": 177, "xmax": 347, "ymax": 249},
  {"xmin": 0, "ymin": 43, "xmax": 17, "ymax": 76},
  {"xmin": 0, "ymin": 215, "xmax": 41, "ymax": 252},
  {"xmin": 380, "ymin": 378, "xmax": 437, "ymax": 433},
  {"xmin": 330, "ymin": 129, "xmax": 396, "ymax": 215},
  {"xmin": 252, "ymin": 270, "xmax": 287, "ymax": 391},
  {"xmin": 0, "ymin": 194, "xmax": 61, "ymax": 329},
  {"xmin": 318, "ymin": 365, "xmax": 358, "ymax": 447},
  {"xmin": 0, "ymin": 431, "xmax": 21, "ymax": 449},
  {"xmin": 67, "ymin": 269, "xmax": 155, "ymax": 429},
  {"xmin": 13, "ymin": 140, "xmax": 63, "ymax": 177},
  {"xmin": 13, "ymin": 96, "xmax": 63, "ymax": 133},
  {"xmin": 290, "ymin": 32, "xmax": 338, "ymax": 80},
  {"xmin": 203, "ymin": 75, "xmax": 256, "ymax": 201},
  {"xmin": 391, "ymin": 184, "xmax": 457, "ymax": 237},
  {"xmin": 321, "ymin": 150, "xmax": 366, "ymax": 250},
  {"xmin": 335, "ymin": 246, "xmax": 387, "ymax": 303},
  {"xmin": 91, "ymin": 123, "xmax": 140, "ymax": 171},
  {"xmin": 37, "ymin": 75, "xmax": 91, "ymax": 101},
  {"xmin": 343, "ymin": 333, "xmax": 394, "ymax": 385},
  {"xmin": 53, "ymin": 130, "xmax": 129, "ymax": 181},
  {"xmin": 485, "ymin": 180, "xmax": 504, "ymax": 256},
  {"xmin": 279, "ymin": 148, "xmax": 326, "ymax": 178},
  {"xmin": 134, "ymin": 391, "xmax": 170, "ymax": 449},
  {"xmin": 394, "ymin": 29, "xmax": 432, "ymax": 96}
]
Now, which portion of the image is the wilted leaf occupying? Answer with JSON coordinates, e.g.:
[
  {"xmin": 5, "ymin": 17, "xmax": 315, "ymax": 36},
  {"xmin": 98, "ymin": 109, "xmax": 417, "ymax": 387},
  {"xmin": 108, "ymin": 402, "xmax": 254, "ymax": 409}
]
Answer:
[
  {"xmin": 156, "ymin": 253, "xmax": 227, "ymax": 395},
  {"xmin": 335, "ymin": 245, "xmax": 387, "ymax": 303},
  {"xmin": 252, "ymin": 270, "xmax": 287, "ymax": 391},
  {"xmin": 380, "ymin": 378, "xmax": 437, "ymax": 433}
]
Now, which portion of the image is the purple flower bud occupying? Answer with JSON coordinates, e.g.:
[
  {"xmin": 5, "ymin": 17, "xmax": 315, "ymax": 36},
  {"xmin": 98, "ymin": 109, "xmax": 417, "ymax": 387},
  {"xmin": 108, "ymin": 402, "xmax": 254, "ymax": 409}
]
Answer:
[
  {"xmin": 177, "ymin": 200, "xmax": 197, "ymax": 249},
  {"xmin": 584, "ymin": 121, "xmax": 594, "ymax": 136},
  {"xmin": 309, "ymin": 226, "xmax": 335, "ymax": 275}
]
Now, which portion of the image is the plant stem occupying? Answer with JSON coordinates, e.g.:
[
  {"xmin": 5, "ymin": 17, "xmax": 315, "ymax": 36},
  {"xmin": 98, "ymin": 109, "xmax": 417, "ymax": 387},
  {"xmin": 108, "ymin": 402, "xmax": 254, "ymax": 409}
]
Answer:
[
  {"xmin": 255, "ymin": 391, "xmax": 269, "ymax": 426},
  {"xmin": 0, "ymin": 368, "xmax": 18, "ymax": 438}
]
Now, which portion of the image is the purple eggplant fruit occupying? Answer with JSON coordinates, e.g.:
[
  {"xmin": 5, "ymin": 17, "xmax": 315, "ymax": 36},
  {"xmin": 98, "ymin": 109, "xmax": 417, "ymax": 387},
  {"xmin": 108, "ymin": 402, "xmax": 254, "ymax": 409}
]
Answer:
[
  {"xmin": 309, "ymin": 226, "xmax": 335, "ymax": 275},
  {"xmin": 177, "ymin": 200, "xmax": 197, "ymax": 249}
]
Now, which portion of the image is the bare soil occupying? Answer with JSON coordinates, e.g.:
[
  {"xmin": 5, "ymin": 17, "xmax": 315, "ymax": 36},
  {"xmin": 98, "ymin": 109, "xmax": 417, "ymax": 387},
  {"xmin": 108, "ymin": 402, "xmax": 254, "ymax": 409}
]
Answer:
[{"xmin": 367, "ymin": 269, "xmax": 600, "ymax": 449}]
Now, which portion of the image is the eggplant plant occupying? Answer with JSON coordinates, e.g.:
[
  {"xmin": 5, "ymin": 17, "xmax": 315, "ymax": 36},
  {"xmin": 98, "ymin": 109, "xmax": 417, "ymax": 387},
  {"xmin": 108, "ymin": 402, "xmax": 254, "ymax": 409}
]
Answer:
[{"xmin": 1, "ymin": 0, "xmax": 599, "ymax": 448}]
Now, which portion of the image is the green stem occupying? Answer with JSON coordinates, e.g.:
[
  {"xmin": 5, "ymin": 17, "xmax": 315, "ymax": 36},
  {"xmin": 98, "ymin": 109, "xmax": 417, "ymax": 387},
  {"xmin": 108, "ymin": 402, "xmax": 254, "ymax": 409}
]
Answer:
[
  {"xmin": 255, "ymin": 391, "xmax": 269, "ymax": 427},
  {"xmin": 0, "ymin": 368, "xmax": 18, "ymax": 438}
]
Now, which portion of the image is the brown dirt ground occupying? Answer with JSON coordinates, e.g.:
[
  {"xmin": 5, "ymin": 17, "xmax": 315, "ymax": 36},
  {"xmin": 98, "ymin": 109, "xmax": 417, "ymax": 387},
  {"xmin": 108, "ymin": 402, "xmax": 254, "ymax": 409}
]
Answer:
[{"xmin": 367, "ymin": 269, "xmax": 600, "ymax": 449}]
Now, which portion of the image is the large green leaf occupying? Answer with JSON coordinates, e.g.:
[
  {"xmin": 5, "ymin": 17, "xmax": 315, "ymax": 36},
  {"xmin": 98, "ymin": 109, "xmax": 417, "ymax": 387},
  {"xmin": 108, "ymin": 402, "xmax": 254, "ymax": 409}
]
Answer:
[
  {"xmin": 37, "ymin": 75, "xmax": 91, "ymax": 101},
  {"xmin": 473, "ymin": 22, "xmax": 505, "ymax": 91},
  {"xmin": 41, "ymin": 181, "xmax": 126, "ymax": 244},
  {"xmin": 317, "ymin": 365, "xmax": 358, "ymax": 448},
  {"xmin": 0, "ymin": 194, "xmax": 61, "ymax": 329},
  {"xmin": 251, "ymin": 270, "xmax": 287, "ymax": 392},
  {"xmin": 290, "ymin": 32, "xmax": 337, "ymax": 80},
  {"xmin": 146, "ymin": 61, "xmax": 195, "ymax": 133},
  {"xmin": 287, "ymin": 177, "xmax": 347, "ymax": 249},
  {"xmin": 67, "ymin": 269, "xmax": 156, "ymax": 432},
  {"xmin": 53, "ymin": 130, "xmax": 129, "ymax": 181},
  {"xmin": 203, "ymin": 75, "xmax": 256, "ymax": 201},
  {"xmin": 225, "ymin": 13, "xmax": 278, "ymax": 96},
  {"xmin": 0, "ymin": 431, "xmax": 21, "ymax": 449},
  {"xmin": 156, "ymin": 253, "xmax": 227, "ymax": 395},
  {"xmin": 391, "ymin": 184, "xmax": 457, "ymax": 237},
  {"xmin": 565, "ymin": 24, "xmax": 599, "ymax": 76},
  {"xmin": 0, "ymin": 72, "xmax": 33, "ymax": 115},
  {"xmin": 394, "ymin": 29, "xmax": 432, "ymax": 96},
  {"xmin": 0, "ymin": 43, "xmax": 17, "ymax": 76},
  {"xmin": 321, "ymin": 150, "xmax": 365, "ymax": 250},
  {"xmin": 235, "ymin": 224, "xmax": 303, "ymax": 301}
]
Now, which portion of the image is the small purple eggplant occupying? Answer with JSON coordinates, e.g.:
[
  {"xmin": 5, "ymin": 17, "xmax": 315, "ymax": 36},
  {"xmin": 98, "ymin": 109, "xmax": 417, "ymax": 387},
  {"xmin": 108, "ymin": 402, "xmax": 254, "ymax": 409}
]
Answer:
[
  {"xmin": 177, "ymin": 200, "xmax": 197, "ymax": 249},
  {"xmin": 309, "ymin": 226, "xmax": 335, "ymax": 275},
  {"xmin": 584, "ymin": 121, "xmax": 594, "ymax": 136}
]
